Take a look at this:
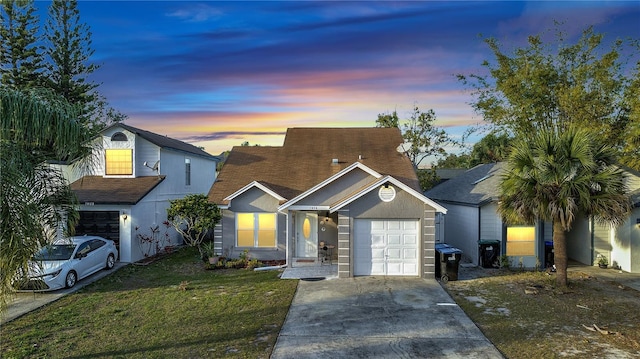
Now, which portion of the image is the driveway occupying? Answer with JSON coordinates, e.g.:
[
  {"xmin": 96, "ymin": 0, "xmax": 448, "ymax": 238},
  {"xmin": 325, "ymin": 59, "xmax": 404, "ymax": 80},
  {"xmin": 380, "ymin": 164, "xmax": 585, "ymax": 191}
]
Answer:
[
  {"xmin": 271, "ymin": 277, "xmax": 503, "ymax": 358},
  {"xmin": 1, "ymin": 263, "xmax": 126, "ymax": 325}
]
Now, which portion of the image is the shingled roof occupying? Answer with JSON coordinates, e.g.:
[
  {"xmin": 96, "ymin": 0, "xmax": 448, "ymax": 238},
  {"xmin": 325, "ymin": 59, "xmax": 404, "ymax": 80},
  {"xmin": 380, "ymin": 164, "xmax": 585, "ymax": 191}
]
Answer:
[
  {"xmin": 110, "ymin": 123, "xmax": 216, "ymax": 159},
  {"xmin": 208, "ymin": 127, "xmax": 420, "ymax": 205},
  {"xmin": 71, "ymin": 176, "xmax": 165, "ymax": 205},
  {"xmin": 425, "ymin": 162, "xmax": 505, "ymax": 206}
]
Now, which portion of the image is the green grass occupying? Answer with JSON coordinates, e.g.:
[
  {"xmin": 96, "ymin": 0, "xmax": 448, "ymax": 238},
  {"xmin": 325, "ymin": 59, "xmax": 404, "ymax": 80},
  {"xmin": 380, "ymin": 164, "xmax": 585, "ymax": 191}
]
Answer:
[
  {"xmin": 0, "ymin": 247, "xmax": 298, "ymax": 359},
  {"xmin": 444, "ymin": 270, "xmax": 640, "ymax": 358}
]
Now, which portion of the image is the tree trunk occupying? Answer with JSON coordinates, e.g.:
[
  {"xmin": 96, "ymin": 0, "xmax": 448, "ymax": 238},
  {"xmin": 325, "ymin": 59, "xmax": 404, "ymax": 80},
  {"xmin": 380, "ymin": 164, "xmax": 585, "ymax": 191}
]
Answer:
[{"xmin": 553, "ymin": 221, "xmax": 568, "ymax": 287}]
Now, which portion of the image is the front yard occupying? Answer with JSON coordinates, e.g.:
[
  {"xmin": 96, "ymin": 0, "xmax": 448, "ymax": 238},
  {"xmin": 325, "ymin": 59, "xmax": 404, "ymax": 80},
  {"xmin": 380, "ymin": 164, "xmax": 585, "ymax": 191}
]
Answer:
[
  {"xmin": 0, "ymin": 247, "xmax": 298, "ymax": 359},
  {"xmin": 444, "ymin": 269, "xmax": 640, "ymax": 358}
]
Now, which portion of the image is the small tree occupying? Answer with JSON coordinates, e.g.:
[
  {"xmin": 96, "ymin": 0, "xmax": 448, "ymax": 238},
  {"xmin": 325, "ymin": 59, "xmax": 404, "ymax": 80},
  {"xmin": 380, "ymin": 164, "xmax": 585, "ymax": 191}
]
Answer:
[{"xmin": 166, "ymin": 194, "xmax": 221, "ymax": 258}]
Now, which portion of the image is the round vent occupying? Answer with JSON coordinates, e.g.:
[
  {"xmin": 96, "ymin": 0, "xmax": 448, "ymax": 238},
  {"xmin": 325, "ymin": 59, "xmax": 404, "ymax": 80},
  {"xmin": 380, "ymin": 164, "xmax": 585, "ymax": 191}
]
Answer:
[{"xmin": 378, "ymin": 185, "xmax": 396, "ymax": 202}]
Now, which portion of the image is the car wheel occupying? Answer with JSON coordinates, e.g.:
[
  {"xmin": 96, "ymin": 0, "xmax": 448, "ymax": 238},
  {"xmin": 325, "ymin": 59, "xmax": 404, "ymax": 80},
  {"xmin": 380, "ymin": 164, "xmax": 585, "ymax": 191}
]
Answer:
[
  {"xmin": 106, "ymin": 254, "xmax": 115, "ymax": 269},
  {"xmin": 65, "ymin": 271, "xmax": 77, "ymax": 288},
  {"xmin": 441, "ymin": 274, "xmax": 449, "ymax": 284}
]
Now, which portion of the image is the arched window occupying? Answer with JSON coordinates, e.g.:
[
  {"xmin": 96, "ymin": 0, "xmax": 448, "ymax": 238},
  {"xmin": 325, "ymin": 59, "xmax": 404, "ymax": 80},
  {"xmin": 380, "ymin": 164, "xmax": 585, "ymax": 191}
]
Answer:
[{"xmin": 110, "ymin": 132, "xmax": 127, "ymax": 141}]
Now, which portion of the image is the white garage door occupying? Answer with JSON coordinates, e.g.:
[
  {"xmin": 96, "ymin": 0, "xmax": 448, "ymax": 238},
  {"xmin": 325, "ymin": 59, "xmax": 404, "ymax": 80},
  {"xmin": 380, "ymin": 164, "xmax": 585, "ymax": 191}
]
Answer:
[{"xmin": 354, "ymin": 219, "xmax": 420, "ymax": 276}]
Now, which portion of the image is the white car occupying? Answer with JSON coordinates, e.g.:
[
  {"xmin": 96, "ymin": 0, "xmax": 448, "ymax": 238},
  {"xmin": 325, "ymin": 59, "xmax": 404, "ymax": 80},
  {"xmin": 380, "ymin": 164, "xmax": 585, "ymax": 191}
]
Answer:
[{"xmin": 18, "ymin": 236, "xmax": 118, "ymax": 291}]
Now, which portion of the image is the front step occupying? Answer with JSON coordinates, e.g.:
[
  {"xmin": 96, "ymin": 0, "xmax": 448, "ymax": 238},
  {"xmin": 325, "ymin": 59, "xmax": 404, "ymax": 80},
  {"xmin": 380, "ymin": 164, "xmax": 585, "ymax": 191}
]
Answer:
[{"xmin": 291, "ymin": 258, "xmax": 320, "ymax": 267}]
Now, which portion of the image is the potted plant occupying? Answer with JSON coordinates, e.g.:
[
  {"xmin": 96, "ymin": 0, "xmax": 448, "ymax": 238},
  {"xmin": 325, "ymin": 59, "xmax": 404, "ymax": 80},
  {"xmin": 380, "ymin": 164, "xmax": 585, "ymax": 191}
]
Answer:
[
  {"xmin": 201, "ymin": 241, "xmax": 217, "ymax": 264},
  {"xmin": 597, "ymin": 255, "xmax": 608, "ymax": 269}
]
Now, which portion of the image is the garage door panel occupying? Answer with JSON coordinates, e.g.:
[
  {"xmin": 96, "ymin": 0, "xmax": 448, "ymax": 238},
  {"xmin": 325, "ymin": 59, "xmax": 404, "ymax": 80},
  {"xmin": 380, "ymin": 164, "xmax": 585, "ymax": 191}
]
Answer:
[
  {"xmin": 387, "ymin": 221, "xmax": 402, "ymax": 230},
  {"xmin": 387, "ymin": 248, "xmax": 401, "ymax": 260},
  {"xmin": 388, "ymin": 234, "xmax": 401, "ymax": 245},
  {"xmin": 403, "ymin": 248, "xmax": 417, "ymax": 260},
  {"xmin": 403, "ymin": 234, "xmax": 417, "ymax": 245},
  {"xmin": 371, "ymin": 234, "xmax": 385, "ymax": 247}
]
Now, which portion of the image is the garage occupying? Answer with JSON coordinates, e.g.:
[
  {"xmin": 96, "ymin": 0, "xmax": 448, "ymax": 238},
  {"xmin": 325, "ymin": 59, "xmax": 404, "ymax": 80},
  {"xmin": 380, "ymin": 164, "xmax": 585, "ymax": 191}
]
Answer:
[
  {"xmin": 353, "ymin": 219, "xmax": 420, "ymax": 276},
  {"xmin": 75, "ymin": 211, "xmax": 120, "ymax": 249}
]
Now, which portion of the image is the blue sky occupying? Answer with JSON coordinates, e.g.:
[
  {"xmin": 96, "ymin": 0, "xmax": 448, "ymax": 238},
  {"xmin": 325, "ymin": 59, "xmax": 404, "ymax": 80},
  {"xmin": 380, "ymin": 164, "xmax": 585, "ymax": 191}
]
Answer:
[{"xmin": 36, "ymin": 1, "xmax": 640, "ymax": 156}]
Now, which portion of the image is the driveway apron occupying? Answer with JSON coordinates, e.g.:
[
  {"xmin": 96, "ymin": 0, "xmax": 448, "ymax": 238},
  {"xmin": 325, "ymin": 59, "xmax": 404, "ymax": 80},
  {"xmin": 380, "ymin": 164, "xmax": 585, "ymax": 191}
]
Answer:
[{"xmin": 271, "ymin": 277, "xmax": 503, "ymax": 358}]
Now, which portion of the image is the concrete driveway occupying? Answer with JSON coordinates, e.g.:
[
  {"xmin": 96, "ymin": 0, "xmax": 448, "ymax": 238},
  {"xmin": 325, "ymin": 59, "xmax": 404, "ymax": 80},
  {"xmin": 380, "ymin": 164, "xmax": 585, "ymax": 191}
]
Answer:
[
  {"xmin": 271, "ymin": 277, "xmax": 503, "ymax": 358},
  {"xmin": 1, "ymin": 263, "xmax": 126, "ymax": 325}
]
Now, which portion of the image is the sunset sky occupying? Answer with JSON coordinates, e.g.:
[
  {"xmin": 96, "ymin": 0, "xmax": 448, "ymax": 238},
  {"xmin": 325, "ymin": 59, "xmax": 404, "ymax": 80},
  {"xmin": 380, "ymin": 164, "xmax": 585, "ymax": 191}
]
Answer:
[{"xmin": 36, "ymin": 1, "xmax": 640, "ymax": 157}]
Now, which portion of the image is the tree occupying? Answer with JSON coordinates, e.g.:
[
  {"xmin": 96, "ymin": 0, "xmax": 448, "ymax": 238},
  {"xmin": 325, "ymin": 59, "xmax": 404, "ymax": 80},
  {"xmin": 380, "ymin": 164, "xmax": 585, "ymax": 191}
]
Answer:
[
  {"xmin": 44, "ymin": 0, "xmax": 113, "ymax": 131},
  {"xmin": 0, "ymin": 0, "xmax": 44, "ymax": 89},
  {"xmin": 468, "ymin": 131, "xmax": 513, "ymax": 166},
  {"xmin": 376, "ymin": 105, "xmax": 455, "ymax": 172},
  {"xmin": 459, "ymin": 26, "xmax": 637, "ymax": 161},
  {"xmin": 1, "ymin": 87, "xmax": 91, "ymax": 313},
  {"xmin": 375, "ymin": 110, "xmax": 399, "ymax": 128},
  {"xmin": 166, "ymin": 194, "xmax": 221, "ymax": 259},
  {"xmin": 499, "ymin": 127, "xmax": 630, "ymax": 287}
]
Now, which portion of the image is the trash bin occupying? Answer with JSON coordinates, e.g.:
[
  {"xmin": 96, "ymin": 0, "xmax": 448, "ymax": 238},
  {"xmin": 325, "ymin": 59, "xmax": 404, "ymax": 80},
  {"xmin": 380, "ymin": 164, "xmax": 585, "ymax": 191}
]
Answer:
[
  {"xmin": 435, "ymin": 243, "xmax": 462, "ymax": 283},
  {"xmin": 544, "ymin": 241, "xmax": 554, "ymax": 268},
  {"xmin": 478, "ymin": 239, "xmax": 500, "ymax": 268}
]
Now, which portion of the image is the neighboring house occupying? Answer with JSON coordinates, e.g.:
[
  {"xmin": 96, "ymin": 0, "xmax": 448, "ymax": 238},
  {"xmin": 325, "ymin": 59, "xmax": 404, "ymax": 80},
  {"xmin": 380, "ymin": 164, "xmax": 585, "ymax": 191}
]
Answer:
[
  {"xmin": 566, "ymin": 168, "xmax": 640, "ymax": 273},
  {"xmin": 64, "ymin": 123, "xmax": 218, "ymax": 263},
  {"xmin": 426, "ymin": 162, "xmax": 640, "ymax": 273},
  {"xmin": 208, "ymin": 128, "xmax": 447, "ymax": 279}
]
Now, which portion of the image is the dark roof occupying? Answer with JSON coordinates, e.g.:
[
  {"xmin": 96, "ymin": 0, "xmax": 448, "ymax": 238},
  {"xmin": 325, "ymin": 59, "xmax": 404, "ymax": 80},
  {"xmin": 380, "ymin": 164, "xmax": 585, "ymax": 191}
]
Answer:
[
  {"xmin": 208, "ymin": 127, "xmax": 420, "ymax": 204},
  {"xmin": 71, "ymin": 176, "xmax": 165, "ymax": 205},
  {"xmin": 425, "ymin": 162, "xmax": 506, "ymax": 206},
  {"xmin": 108, "ymin": 123, "xmax": 216, "ymax": 160},
  {"xmin": 435, "ymin": 168, "xmax": 468, "ymax": 181}
]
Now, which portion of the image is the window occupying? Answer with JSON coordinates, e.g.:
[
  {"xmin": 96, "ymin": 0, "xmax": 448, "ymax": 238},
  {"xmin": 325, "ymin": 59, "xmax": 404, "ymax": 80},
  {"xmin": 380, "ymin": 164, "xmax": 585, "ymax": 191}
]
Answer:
[
  {"xmin": 105, "ymin": 149, "xmax": 133, "ymax": 175},
  {"xmin": 110, "ymin": 132, "xmax": 128, "ymax": 141},
  {"xmin": 185, "ymin": 158, "xmax": 191, "ymax": 186},
  {"xmin": 506, "ymin": 226, "xmax": 535, "ymax": 256},
  {"xmin": 236, "ymin": 213, "xmax": 276, "ymax": 248}
]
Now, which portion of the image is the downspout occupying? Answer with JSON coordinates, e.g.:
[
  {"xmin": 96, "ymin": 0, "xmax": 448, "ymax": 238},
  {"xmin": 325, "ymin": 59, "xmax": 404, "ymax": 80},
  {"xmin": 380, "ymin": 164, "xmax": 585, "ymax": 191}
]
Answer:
[
  {"xmin": 590, "ymin": 215, "xmax": 595, "ymax": 265},
  {"xmin": 477, "ymin": 206, "xmax": 482, "ymax": 265}
]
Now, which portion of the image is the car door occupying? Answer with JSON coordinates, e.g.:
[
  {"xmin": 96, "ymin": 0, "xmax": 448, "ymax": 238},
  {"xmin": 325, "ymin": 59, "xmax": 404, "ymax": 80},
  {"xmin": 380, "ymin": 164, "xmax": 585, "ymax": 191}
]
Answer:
[
  {"xmin": 74, "ymin": 241, "xmax": 94, "ymax": 279},
  {"xmin": 83, "ymin": 239, "xmax": 106, "ymax": 276}
]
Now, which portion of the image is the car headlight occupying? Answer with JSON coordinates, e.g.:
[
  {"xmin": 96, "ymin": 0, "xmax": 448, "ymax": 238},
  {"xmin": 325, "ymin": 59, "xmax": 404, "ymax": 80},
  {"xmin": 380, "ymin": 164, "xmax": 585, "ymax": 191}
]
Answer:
[{"xmin": 48, "ymin": 268, "xmax": 63, "ymax": 278}]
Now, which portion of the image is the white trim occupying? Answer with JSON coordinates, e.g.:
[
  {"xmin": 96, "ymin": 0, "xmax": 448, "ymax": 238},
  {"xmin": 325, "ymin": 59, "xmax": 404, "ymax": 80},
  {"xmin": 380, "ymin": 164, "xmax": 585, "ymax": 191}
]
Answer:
[
  {"xmin": 224, "ymin": 181, "xmax": 286, "ymax": 202},
  {"xmin": 278, "ymin": 162, "xmax": 382, "ymax": 211},
  {"xmin": 330, "ymin": 175, "xmax": 448, "ymax": 214},
  {"xmin": 285, "ymin": 205, "xmax": 330, "ymax": 211}
]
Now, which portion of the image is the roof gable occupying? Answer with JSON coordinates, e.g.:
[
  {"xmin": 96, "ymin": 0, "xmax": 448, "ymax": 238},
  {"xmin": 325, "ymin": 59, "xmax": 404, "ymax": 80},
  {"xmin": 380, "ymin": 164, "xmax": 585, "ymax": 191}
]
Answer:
[
  {"xmin": 331, "ymin": 175, "xmax": 447, "ymax": 214},
  {"xmin": 224, "ymin": 181, "xmax": 287, "ymax": 205},
  {"xmin": 279, "ymin": 162, "xmax": 382, "ymax": 210},
  {"xmin": 105, "ymin": 123, "xmax": 216, "ymax": 160}
]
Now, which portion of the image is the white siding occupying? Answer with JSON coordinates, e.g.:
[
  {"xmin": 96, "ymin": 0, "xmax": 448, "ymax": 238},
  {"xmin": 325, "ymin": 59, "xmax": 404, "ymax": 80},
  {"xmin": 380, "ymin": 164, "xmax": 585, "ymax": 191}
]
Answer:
[
  {"xmin": 480, "ymin": 203, "xmax": 502, "ymax": 242},
  {"xmin": 443, "ymin": 204, "xmax": 479, "ymax": 265}
]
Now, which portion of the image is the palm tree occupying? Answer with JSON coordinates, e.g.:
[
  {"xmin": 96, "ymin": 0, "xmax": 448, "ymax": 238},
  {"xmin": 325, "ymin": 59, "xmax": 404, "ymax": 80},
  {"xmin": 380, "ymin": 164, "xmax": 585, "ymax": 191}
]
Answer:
[
  {"xmin": 498, "ymin": 127, "xmax": 631, "ymax": 287},
  {"xmin": 0, "ymin": 87, "xmax": 91, "ymax": 313}
]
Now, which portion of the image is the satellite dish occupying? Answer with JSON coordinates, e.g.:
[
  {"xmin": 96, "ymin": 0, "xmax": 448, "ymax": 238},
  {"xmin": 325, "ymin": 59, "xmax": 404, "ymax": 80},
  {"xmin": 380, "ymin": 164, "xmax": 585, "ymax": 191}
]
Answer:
[{"xmin": 144, "ymin": 160, "xmax": 159, "ymax": 171}]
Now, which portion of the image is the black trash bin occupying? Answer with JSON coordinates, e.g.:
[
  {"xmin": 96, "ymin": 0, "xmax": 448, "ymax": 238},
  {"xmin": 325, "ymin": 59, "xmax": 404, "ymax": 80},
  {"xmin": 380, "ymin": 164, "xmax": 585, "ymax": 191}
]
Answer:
[
  {"xmin": 478, "ymin": 239, "xmax": 500, "ymax": 268},
  {"xmin": 544, "ymin": 241, "xmax": 554, "ymax": 268},
  {"xmin": 435, "ymin": 243, "xmax": 462, "ymax": 283}
]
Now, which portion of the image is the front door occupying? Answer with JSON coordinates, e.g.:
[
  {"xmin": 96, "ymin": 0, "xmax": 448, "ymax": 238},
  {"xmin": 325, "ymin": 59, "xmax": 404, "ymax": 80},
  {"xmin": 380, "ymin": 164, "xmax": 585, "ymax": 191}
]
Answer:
[{"xmin": 296, "ymin": 212, "xmax": 318, "ymax": 257}]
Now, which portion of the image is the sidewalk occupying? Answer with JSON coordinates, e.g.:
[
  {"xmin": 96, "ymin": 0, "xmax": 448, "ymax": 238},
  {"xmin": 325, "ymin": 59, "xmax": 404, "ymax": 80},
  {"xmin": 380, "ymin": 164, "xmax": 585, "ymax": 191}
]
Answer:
[{"xmin": 1, "ymin": 263, "xmax": 127, "ymax": 325}]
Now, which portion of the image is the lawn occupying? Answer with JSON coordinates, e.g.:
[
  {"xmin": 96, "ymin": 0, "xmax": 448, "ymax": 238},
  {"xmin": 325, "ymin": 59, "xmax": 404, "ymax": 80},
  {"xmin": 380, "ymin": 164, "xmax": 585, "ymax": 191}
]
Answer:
[
  {"xmin": 444, "ymin": 270, "xmax": 640, "ymax": 359},
  {"xmin": 0, "ymin": 247, "xmax": 298, "ymax": 359}
]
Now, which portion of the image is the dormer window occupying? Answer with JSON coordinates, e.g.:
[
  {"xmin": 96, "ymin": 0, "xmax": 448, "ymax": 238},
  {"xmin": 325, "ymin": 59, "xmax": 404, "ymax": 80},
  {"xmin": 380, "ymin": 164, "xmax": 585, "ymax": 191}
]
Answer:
[{"xmin": 111, "ymin": 132, "xmax": 128, "ymax": 141}]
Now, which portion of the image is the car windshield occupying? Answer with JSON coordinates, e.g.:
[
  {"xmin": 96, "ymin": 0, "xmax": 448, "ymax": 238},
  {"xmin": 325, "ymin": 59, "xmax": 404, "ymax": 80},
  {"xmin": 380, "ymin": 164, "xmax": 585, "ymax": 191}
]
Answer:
[{"xmin": 33, "ymin": 244, "xmax": 77, "ymax": 261}]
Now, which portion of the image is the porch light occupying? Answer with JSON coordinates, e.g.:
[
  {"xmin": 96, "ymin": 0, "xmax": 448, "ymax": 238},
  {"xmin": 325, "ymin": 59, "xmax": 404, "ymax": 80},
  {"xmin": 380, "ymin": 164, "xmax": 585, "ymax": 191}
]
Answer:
[{"xmin": 121, "ymin": 212, "xmax": 128, "ymax": 221}]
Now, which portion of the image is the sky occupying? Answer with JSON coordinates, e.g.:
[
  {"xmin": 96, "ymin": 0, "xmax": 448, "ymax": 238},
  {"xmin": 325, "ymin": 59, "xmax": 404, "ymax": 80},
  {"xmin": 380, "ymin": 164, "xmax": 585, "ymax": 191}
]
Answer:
[{"xmin": 35, "ymin": 1, "xmax": 640, "ymax": 157}]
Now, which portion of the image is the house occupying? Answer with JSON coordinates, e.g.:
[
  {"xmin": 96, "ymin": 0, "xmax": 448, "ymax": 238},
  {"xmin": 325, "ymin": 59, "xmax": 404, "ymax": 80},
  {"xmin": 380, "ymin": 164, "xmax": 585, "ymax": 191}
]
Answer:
[
  {"xmin": 65, "ymin": 123, "xmax": 219, "ymax": 263},
  {"xmin": 565, "ymin": 168, "xmax": 640, "ymax": 273},
  {"xmin": 426, "ymin": 162, "xmax": 640, "ymax": 273},
  {"xmin": 207, "ymin": 128, "xmax": 447, "ymax": 278}
]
